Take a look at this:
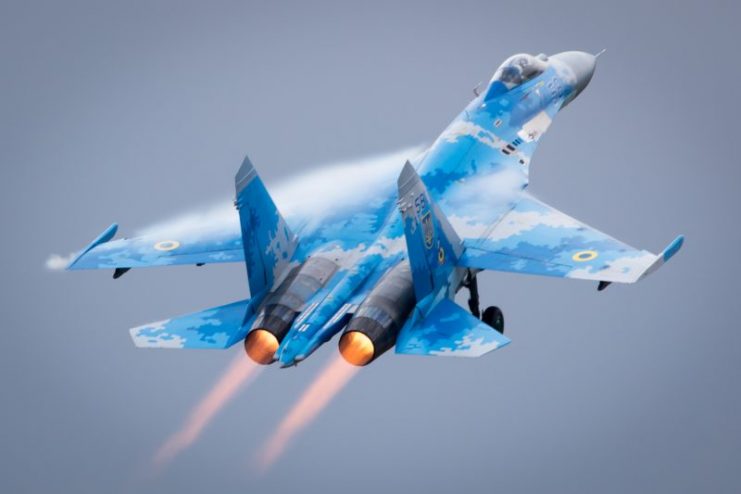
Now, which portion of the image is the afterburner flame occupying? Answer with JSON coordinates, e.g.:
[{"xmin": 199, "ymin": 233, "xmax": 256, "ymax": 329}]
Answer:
[
  {"xmin": 154, "ymin": 354, "xmax": 262, "ymax": 469},
  {"xmin": 245, "ymin": 329, "xmax": 279, "ymax": 365},
  {"xmin": 339, "ymin": 331, "xmax": 375, "ymax": 366},
  {"xmin": 256, "ymin": 354, "xmax": 359, "ymax": 471}
]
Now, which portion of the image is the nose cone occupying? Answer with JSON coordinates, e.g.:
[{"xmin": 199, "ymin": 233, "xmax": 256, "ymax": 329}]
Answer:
[
  {"xmin": 550, "ymin": 51, "xmax": 596, "ymax": 101},
  {"xmin": 244, "ymin": 329, "xmax": 279, "ymax": 365}
]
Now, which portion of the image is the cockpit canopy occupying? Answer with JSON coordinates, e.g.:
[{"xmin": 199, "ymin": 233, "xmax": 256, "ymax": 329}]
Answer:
[{"xmin": 491, "ymin": 53, "xmax": 548, "ymax": 89}]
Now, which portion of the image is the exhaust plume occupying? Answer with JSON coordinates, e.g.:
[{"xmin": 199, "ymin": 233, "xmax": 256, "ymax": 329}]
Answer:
[
  {"xmin": 154, "ymin": 354, "xmax": 262, "ymax": 469},
  {"xmin": 256, "ymin": 354, "xmax": 359, "ymax": 472}
]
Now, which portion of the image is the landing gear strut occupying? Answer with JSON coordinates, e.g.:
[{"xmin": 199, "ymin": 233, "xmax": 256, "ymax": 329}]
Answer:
[
  {"xmin": 463, "ymin": 271, "xmax": 505, "ymax": 334},
  {"xmin": 463, "ymin": 271, "xmax": 480, "ymax": 319}
]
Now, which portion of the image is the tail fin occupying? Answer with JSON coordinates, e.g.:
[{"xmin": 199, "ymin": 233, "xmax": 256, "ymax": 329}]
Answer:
[
  {"xmin": 235, "ymin": 156, "xmax": 298, "ymax": 296},
  {"xmin": 397, "ymin": 162, "xmax": 463, "ymax": 302}
]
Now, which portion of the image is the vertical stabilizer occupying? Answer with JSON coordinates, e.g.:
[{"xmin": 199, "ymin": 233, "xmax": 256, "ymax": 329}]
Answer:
[
  {"xmin": 397, "ymin": 162, "xmax": 463, "ymax": 302},
  {"xmin": 235, "ymin": 156, "xmax": 298, "ymax": 296}
]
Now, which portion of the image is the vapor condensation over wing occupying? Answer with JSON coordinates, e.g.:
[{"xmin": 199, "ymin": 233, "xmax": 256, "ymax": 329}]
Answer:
[
  {"xmin": 154, "ymin": 353, "xmax": 262, "ymax": 469},
  {"xmin": 133, "ymin": 146, "xmax": 425, "ymax": 238},
  {"xmin": 256, "ymin": 354, "xmax": 359, "ymax": 472}
]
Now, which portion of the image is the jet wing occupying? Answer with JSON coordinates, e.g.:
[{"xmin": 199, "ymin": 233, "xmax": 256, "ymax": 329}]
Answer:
[
  {"xmin": 66, "ymin": 223, "xmax": 244, "ymax": 270},
  {"xmin": 65, "ymin": 193, "xmax": 396, "ymax": 272},
  {"xmin": 457, "ymin": 194, "xmax": 683, "ymax": 285},
  {"xmin": 66, "ymin": 147, "xmax": 425, "ymax": 273}
]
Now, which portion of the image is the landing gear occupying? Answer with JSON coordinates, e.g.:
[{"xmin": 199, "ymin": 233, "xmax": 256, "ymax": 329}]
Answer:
[
  {"xmin": 482, "ymin": 306, "xmax": 504, "ymax": 334},
  {"xmin": 463, "ymin": 271, "xmax": 504, "ymax": 334},
  {"xmin": 462, "ymin": 271, "xmax": 481, "ymax": 319}
]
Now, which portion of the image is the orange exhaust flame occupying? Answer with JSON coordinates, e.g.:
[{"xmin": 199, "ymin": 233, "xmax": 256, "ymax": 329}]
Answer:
[
  {"xmin": 153, "ymin": 354, "xmax": 262, "ymax": 469},
  {"xmin": 256, "ymin": 354, "xmax": 359, "ymax": 472}
]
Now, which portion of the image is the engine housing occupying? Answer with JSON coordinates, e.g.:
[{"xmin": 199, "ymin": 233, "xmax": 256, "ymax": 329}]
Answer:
[{"xmin": 339, "ymin": 261, "xmax": 415, "ymax": 366}]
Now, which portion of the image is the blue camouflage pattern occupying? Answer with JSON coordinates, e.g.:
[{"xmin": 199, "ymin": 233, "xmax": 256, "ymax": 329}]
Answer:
[
  {"xmin": 66, "ymin": 51, "xmax": 683, "ymax": 366},
  {"xmin": 235, "ymin": 155, "xmax": 298, "ymax": 296},
  {"xmin": 66, "ymin": 224, "xmax": 244, "ymax": 269},
  {"xmin": 130, "ymin": 299, "xmax": 255, "ymax": 349},
  {"xmin": 458, "ymin": 193, "xmax": 680, "ymax": 283},
  {"xmin": 398, "ymin": 162, "xmax": 464, "ymax": 302},
  {"xmin": 396, "ymin": 299, "xmax": 511, "ymax": 357}
]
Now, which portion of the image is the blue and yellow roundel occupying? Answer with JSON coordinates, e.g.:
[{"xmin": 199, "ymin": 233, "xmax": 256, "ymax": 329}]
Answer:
[
  {"xmin": 154, "ymin": 240, "xmax": 181, "ymax": 252},
  {"xmin": 572, "ymin": 250, "xmax": 598, "ymax": 262}
]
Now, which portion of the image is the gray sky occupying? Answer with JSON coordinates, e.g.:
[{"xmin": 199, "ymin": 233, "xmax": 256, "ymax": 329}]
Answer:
[{"xmin": 1, "ymin": 1, "xmax": 739, "ymax": 493}]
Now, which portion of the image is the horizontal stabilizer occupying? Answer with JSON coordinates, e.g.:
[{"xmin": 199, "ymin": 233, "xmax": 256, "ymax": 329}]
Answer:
[
  {"xmin": 395, "ymin": 299, "xmax": 510, "ymax": 357},
  {"xmin": 130, "ymin": 299, "xmax": 255, "ymax": 349}
]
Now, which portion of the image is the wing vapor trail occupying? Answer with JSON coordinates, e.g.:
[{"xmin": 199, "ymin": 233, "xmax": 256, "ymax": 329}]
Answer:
[
  {"xmin": 153, "ymin": 353, "xmax": 262, "ymax": 470},
  {"xmin": 46, "ymin": 146, "xmax": 425, "ymax": 270},
  {"xmin": 135, "ymin": 146, "xmax": 425, "ymax": 237},
  {"xmin": 255, "ymin": 354, "xmax": 359, "ymax": 472}
]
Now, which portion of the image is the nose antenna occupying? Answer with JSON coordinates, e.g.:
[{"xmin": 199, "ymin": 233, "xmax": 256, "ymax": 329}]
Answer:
[{"xmin": 595, "ymin": 48, "xmax": 607, "ymax": 58}]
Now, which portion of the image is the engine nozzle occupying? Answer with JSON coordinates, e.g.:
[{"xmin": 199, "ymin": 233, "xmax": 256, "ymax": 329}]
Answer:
[
  {"xmin": 338, "ymin": 261, "xmax": 415, "ymax": 367},
  {"xmin": 244, "ymin": 329, "xmax": 279, "ymax": 365},
  {"xmin": 338, "ymin": 331, "xmax": 375, "ymax": 367}
]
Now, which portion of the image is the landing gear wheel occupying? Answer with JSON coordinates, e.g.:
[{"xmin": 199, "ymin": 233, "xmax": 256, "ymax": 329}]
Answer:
[{"xmin": 482, "ymin": 306, "xmax": 504, "ymax": 334}]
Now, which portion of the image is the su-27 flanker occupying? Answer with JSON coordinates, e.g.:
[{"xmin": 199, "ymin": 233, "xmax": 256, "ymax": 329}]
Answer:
[{"xmin": 67, "ymin": 51, "xmax": 683, "ymax": 367}]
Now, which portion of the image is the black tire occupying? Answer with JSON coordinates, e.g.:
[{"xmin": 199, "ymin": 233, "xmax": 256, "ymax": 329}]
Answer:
[{"xmin": 482, "ymin": 306, "xmax": 504, "ymax": 334}]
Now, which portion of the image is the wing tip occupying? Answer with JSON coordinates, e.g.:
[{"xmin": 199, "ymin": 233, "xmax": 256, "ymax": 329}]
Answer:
[
  {"xmin": 662, "ymin": 234, "xmax": 684, "ymax": 262},
  {"xmin": 636, "ymin": 234, "xmax": 685, "ymax": 282},
  {"xmin": 67, "ymin": 223, "xmax": 119, "ymax": 270}
]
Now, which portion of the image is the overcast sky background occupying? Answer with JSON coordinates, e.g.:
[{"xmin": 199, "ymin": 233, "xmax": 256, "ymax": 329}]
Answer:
[{"xmin": 1, "ymin": 1, "xmax": 739, "ymax": 493}]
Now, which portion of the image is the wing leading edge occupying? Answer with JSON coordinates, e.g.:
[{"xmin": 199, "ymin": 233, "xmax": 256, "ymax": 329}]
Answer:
[
  {"xmin": 457, "ymin": 193, "xmax": 684, "ymax": 285},
  {"xmin": 66, "ymin": 223, "xmax": 244, "ymax": 270},
  {"xmin": 64, "ymin": 148, "xmax": 421, "ymax": 274}
]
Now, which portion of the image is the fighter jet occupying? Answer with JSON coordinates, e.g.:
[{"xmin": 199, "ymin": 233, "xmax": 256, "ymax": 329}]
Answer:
[{"xmin": 67, "ymin": 51, "xmax": 683, "ymax": 367}]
